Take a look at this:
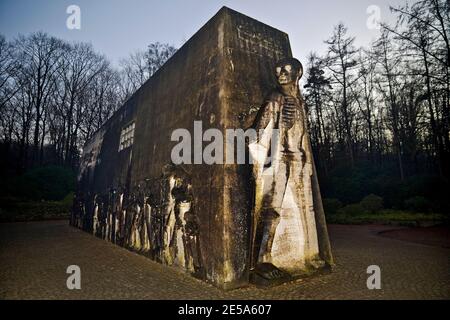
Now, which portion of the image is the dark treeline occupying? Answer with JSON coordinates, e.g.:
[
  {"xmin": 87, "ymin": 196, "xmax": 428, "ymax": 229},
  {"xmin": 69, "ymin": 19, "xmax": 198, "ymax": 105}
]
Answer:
[
  {"xmin": 304, "ymin": 0, "xmax": 449, "ymax": 212},
  {"xmin": 0, "ymin": 33, "xmax": 176, "ymax": 175}
]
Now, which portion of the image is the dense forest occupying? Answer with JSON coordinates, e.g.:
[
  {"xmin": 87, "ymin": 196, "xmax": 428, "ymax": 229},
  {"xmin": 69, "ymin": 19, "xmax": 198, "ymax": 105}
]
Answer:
[
  {"xmin": 0, "ymin": 0, "xmax": 448, "ymax": 220},
  {"xmin": 303, "ymin": 0, "xmax": 449, "ymax": 215}
]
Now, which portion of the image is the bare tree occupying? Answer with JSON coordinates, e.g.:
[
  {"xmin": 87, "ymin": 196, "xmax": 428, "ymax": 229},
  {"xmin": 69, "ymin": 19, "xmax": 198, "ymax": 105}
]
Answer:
[
  {"xmin": 384, "ymin": 0, "xmax": 450, "ymax": 177},
  {"xmin": 79, "ymin": 65, "xmax": 121, "ymax": 143},
  {"xmin": 355, "ymin": 49, "xmax": 378, "ymax": 161},
  {"xmin": 12, "ymin": 32, "xmax": 65, "ymax": 165},
  {"xmin": 304, "ymin": 52, "xmax": 333, "ymax": 175},
  {"xmin": 324, "ymin": 23, "xmax": 360, "ymax": 166},
  {"xmin": 0, "ymin": 35, "xmax": 20, "ymax": 112},
  {"xmin": 373, "ymin": 30, "xmax": 406, "ymax": 180},
  {"xmin": 119, "ymin": 42, "xmax": 176, "ymax": 102},
  {"xmin": 52, "ymin": 42, "xmax": 109, "ymax": 166}
]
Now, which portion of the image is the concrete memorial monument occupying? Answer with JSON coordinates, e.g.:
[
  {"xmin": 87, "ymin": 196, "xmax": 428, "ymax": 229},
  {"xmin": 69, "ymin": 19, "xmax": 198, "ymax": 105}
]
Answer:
[{"xmin": 72, "ymin": 6, "xmax": 332, "ymax": 289}]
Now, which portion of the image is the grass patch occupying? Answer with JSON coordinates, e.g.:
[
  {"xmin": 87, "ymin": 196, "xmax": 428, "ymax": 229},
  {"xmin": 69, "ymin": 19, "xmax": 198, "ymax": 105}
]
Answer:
[
  {"xmin": 0, "ymin": 193, "xmax": 73, "ymax": 222},
  {"xmin": 326, "ymin": 209, "xmax": 448, "ymax": 226}
]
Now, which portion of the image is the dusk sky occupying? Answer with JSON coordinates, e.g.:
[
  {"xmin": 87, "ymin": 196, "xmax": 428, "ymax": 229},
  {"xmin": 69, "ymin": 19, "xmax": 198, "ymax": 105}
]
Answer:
[{"xmin": 0, "ymin": 0, "xmax": 409, "ymax": 65}]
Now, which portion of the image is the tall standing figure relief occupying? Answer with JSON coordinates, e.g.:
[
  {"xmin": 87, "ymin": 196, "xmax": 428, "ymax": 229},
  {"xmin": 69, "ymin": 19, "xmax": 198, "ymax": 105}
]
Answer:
[{"xmin": 249, "ymin": 57, "xmax": 331, "ymax": 283}]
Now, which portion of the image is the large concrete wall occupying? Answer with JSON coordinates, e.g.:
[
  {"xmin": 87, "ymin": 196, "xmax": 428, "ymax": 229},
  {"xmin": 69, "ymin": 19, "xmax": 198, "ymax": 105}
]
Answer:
[
  {"xmin": 219, "ymin": 9, "xmax": 293, "ymax": 288},
  {"xmin": 72, "ymin": 7, "xmax": 297, "ymax": 289}
]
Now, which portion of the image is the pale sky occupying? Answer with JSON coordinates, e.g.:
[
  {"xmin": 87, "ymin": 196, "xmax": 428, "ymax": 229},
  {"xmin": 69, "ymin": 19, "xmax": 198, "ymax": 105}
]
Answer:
[{"xmin": 0, "ymin": 0, "xmax": 410, "ymax": 66}]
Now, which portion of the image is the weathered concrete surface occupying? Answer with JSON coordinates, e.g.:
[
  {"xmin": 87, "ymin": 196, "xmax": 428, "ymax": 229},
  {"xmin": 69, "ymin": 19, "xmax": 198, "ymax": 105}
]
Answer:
[
  {"xmin": 1, "ymin": 221, "xmax": 448, "ymax": 299},
  {"xmin": 73, "ymin": 7, "xmax": 332, "ymax": 289}
]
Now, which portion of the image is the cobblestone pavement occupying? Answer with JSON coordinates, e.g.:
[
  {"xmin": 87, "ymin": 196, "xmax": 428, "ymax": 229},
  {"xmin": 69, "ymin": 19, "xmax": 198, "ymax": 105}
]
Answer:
[{"xmin": 0, "ymin": 221, "xmax": 449, "ymax": 299}]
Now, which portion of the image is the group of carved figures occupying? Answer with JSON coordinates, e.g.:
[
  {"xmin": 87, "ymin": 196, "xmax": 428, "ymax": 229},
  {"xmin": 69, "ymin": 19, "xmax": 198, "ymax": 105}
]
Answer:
[{"xmin": 71, "ymin": 167, "xmax": 203, "ymax": 277}]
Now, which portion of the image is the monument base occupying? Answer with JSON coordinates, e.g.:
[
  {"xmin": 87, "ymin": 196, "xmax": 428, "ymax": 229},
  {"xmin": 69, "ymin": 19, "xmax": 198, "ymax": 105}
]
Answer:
[
  {"xmin": 250, "ymin": 263, "xmax": 333, "ymax": 288},
  {"xmin": 250, "ymin": 263, "xmax": 292, "ymax": 287}
]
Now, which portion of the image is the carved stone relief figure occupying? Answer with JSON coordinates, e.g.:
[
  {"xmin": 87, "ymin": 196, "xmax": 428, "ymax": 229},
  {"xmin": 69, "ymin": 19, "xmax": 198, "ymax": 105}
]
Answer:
[
  {"xmin": 170, "ymin": 177, "xmax": 194, "ymax": 270},
  {"xmin": 75, "ymin": 163, "xmax": 203, "ymax": 275},
  {"xmin": 129, "ymin": 204, "xmax": 141, "ymax": 249},
  {"xmin": 141, "ymin": 188, "xmax": 152, "ymax": 252},
  {"xmin": 115, "ymin": 189, "xmax": 126, "ymax": 246},
  {"xmin": 183, "ymin": 205, "xmax": 202, "ymax": 276},
  {"xmin": 249, "ymin": 57, "xmax": 325, "ymax": 283},
  {"xmin": 136, "ymin": 184, "xmax": 151, "ymax": 252},
  {"xmin": 105, "ymin": 189, "xmax": 114, "ymax": 242},
  {"xmin": 127, "ymin": 185, "xmax": 148, "ymax": 251},
  {"xmin": 124, "ymin": 192, "xmax": 137, "ymax": 247},
  {"xmin": 162, "ymin": 176, "xmax": 177, "ymax": 264},
  {"xmin": 111, "ymin": 188, "xmax": 122, "ymax": 244},
  {"xmin": 100, "ymin": 194, "xmax": 109, "ymax": 240},
  {"xmin": 149, "ymin": 201, "xmax": 164, "ymax": 260},
  {"xmin": 153, "ymin": 165, "xmax": 203, "ymax": 275},
  {"xmin": 71, "ymin": 191, "xmax": 85, "ymax": 229},
  {"xmin": 92, "ymin": 194, "xmax": 101, "ymax": 237}
]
